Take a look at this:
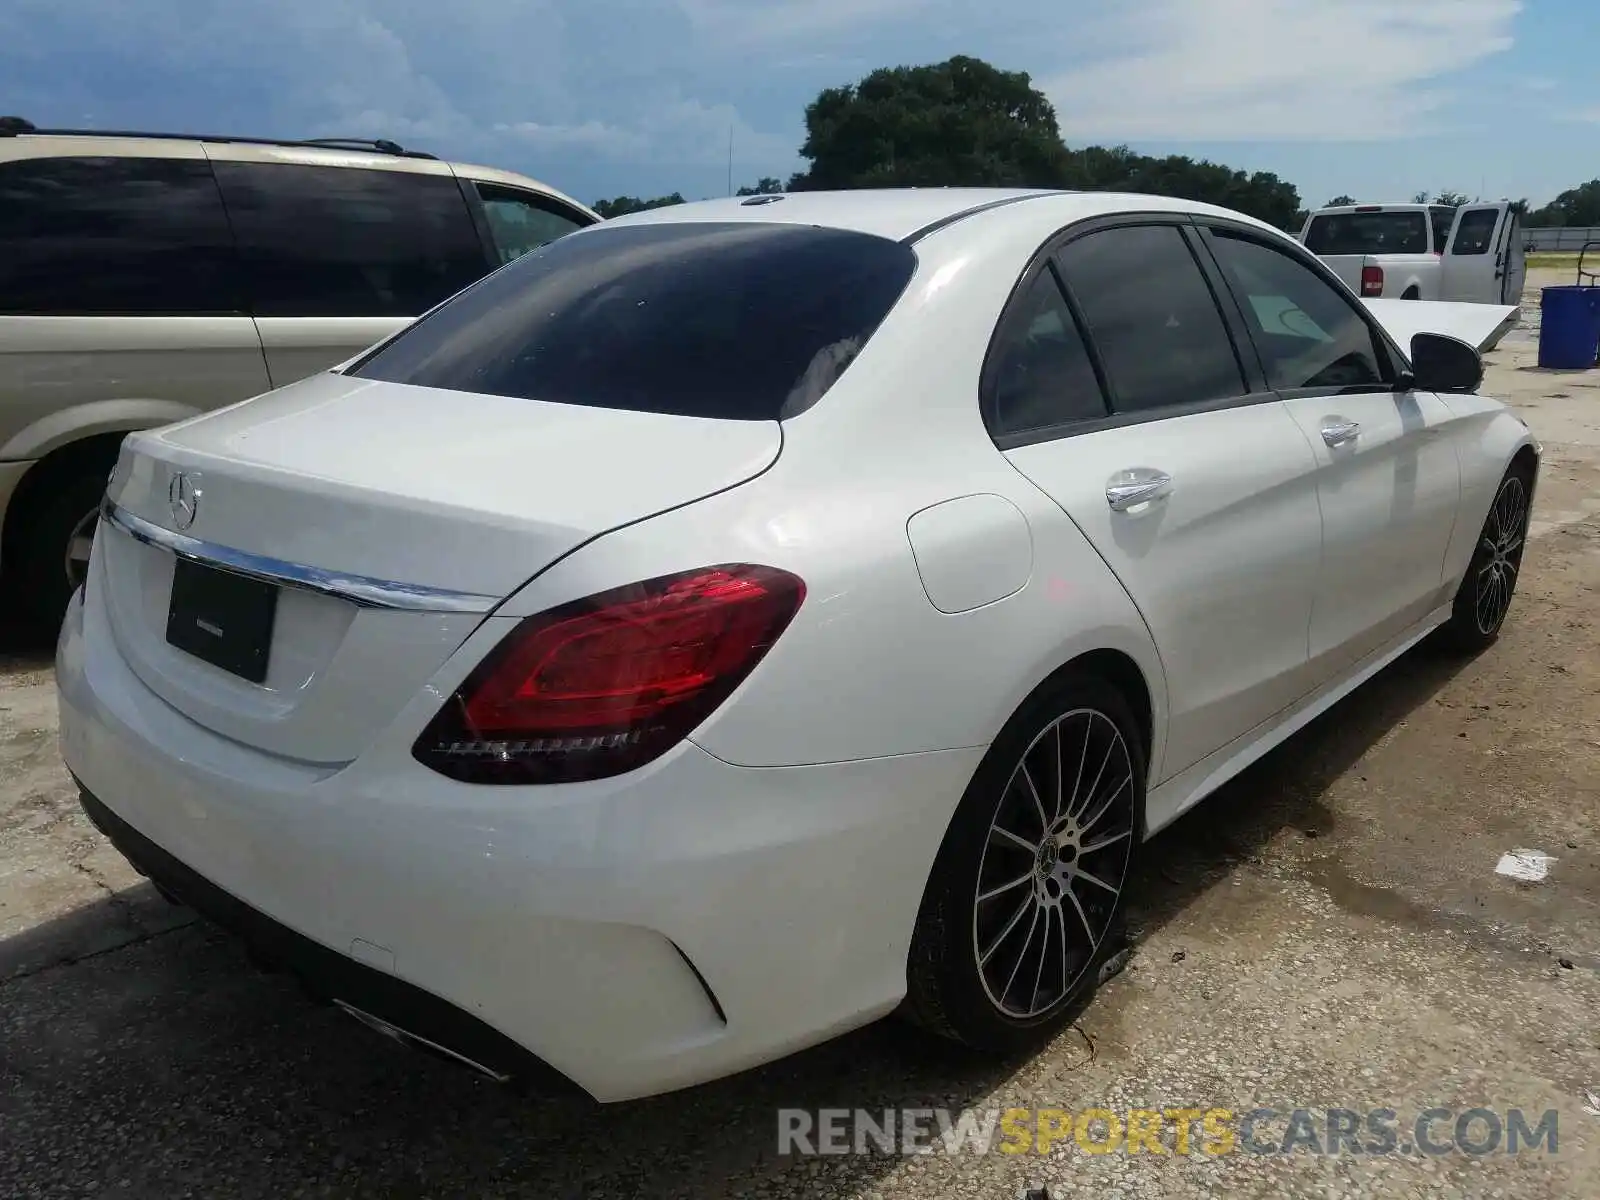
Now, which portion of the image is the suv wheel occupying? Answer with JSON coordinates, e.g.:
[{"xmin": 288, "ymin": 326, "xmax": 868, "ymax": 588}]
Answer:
[{"xmin": 7, "ymin": 451, "xmax": 116, "ymax": 632}]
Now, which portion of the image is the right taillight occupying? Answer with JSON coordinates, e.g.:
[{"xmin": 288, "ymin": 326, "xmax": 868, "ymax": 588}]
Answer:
[
  {"xmin": 1360, "ymin": 264, "xmax": 1384, "ymax": 296},
  {"xmin": 413, "ymin": 564, "xmax": 805, "ymax": 784}
]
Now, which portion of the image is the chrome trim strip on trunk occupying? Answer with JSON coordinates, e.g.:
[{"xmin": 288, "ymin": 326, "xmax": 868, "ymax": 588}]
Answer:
[{"xmin": 99, "ymin": 499, "xmax": 500, "ymax": 614}]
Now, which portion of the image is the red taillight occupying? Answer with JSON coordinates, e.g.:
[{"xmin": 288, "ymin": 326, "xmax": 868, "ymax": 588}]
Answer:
[
  {"xmin": 1360, "ymin": 265, "xmax": 1384, "ymax": 296},
  {"xmin": 413, "ymin": 564, "xmax": 805, "ymax": 784}
]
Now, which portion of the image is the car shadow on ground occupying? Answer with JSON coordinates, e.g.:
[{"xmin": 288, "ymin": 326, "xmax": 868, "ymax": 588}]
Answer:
[
  {"xmin": 1127, "ymin": 636, "xmax": 1474, "ymax": 938},
  {"xmin": 0, "ymin": 639, "xmax": 1474, "ymax": 1198}
]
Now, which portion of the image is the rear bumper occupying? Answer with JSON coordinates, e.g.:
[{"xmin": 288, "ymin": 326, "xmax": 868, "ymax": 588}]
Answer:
[
  {"xmin": 56, "ymin": 585, "xmax": 981, "ymax": 1102},
  {"xmin": 76, "ymin": 784, "xmax": 582, "ymax": 1093}
]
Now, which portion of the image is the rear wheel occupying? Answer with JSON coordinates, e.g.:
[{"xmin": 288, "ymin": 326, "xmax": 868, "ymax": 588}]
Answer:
[
  {"xmin": 1438, "ymin": 463, "xmax": 1533, "ymax": 653},
  {"xmin": 902, "ymin": 672, "xmax": 1142, "ymax": 1053},
  {"xmin": 5, "ymin": 449, "xmax": 116, "ymax": 632}
]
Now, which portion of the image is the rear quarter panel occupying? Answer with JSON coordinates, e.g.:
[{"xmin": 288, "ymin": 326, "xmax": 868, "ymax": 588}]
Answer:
[{"xmin": 480, "ymin": 424, "xmax": 1169, "ymax": 775}]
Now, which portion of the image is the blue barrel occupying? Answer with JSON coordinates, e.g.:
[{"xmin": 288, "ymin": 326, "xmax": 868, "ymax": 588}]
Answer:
[{"xmin": 1538, "ymin": 286, "xmax": 1600, "ymax": 369}]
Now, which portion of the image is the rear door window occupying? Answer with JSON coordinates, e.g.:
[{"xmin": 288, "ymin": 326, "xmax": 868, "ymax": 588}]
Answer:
[
  {"xmin": 474, "ymin": 182, "xmax": 592, "ymax": 265},
  {"xmin": 211, "ymin": 162, "xmax": 488, "ymax": 317},
  {"xmin": 1055, "ymin": 223, "xmax": 1247, "ymax": 415},
  {"xmin": 349, "ymin": 221, "xmax": 918, "ymax": 420},
  {"xmin": 0, "ymin": 155, "xmax": 238, "ymax": 315},
  {"xmin": 1304, "ymin": 211, "xmax": 1430, "ymax": 255}
]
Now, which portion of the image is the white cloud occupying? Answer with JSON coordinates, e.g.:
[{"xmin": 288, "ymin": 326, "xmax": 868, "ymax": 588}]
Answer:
[
  {"xmin": 1040, "ymin": 0, "xmax": 1522, "ymax": 141},
  {"xmin": 498, "ymin": 93, "xmax": 793, "ymax": 169},
  {"xmin": 0, "ymin": 0, "xmax": 1538, "ymax": 201}
]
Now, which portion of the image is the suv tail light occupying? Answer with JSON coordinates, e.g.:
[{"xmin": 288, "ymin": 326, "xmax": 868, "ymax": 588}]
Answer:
[
  {"xmin": 413, "ymin": 564, "xmax": 805, "ymax": 784},
  {"xmin": 1360, "ymin": 264, "xmax": 1384, "ymax": 296}
]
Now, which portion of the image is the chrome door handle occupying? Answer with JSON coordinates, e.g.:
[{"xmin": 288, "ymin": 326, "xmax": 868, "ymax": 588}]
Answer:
[
  {"xmin": 1321, "ymin": 420, "xmax": 1361, "ymax": 447},
  {"xmin": 1106, "ymin": 470, "xmax": 1173, "ymax": 512}
]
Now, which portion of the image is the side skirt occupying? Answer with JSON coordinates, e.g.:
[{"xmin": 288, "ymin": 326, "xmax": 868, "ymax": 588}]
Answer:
[{"xmin": 1143, "ymin": 602, "xmax": 1452, "ymax": 836}]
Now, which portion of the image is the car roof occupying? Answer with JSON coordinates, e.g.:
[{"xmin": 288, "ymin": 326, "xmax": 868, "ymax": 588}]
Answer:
[
  {"xmin": 596, "ymin": 187, "xmax": 1289, "ymax": 244},
  {"xmin": 596, "ymin": 188, "xmax": 1059, "ymax": 242},
  {"xmin": 0, "ymin": 130, "xmax": 596, "ymax": 219}
]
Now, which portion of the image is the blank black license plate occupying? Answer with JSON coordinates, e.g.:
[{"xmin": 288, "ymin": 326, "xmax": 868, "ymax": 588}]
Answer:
[{"xmin": 165, "ymin": 557, "xmax": 278, "ymax": 683}]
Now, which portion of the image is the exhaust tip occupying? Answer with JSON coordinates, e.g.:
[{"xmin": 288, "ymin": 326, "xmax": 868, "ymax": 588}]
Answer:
[{"xmin": 332, "ymin": 1000, "xmax": 514, "ymax": 1083}]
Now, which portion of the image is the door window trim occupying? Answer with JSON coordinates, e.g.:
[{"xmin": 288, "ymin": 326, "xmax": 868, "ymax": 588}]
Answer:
[
  {"xmin": 979, "ymin": 212, "xmax": 1282, "ymax": 449},
  {"xmin": 1189, "ymin": 217, "xmax": 1411, "ymax": 401},
  {"xmin": 455, "ymin": 175, "xmax": 502, "ymax": 273}
]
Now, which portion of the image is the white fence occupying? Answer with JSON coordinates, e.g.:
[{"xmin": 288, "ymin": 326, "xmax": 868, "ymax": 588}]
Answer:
[{"xmin": 1524, "ymin": 226, "xmax": 1600, "ymax": 252}]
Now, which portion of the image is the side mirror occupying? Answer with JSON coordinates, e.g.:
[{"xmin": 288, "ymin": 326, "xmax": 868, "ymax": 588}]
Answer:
[{"xmin": 1409, "ymin": 332, "xmax": 1483, "ymax": 393}]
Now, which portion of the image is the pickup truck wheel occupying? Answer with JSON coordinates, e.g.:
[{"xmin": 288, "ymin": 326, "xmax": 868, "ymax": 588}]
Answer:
[{"xmin": 1402, "ymin": 288, "xmax": 1421, "ymax": 300}]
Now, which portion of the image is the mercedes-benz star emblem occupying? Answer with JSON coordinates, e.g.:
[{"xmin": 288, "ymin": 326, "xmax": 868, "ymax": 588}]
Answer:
[{"xmin": 168, "ymin": 472, "xmax": 201, "ymax": 530}]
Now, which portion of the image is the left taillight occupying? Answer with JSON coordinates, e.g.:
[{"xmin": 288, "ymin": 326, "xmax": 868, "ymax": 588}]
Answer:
[{"xmin": 412, "ymin": 564, "xmax": 806, "ymax": 784}]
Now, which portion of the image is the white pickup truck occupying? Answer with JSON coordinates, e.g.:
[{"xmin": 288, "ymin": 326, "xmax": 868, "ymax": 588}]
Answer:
[{"xmin": 1299, "ymin": 201, "xmax": 1526, "ymax": 305}]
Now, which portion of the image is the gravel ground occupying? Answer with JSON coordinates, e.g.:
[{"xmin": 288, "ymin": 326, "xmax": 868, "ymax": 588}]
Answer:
[{"xmin": 2, "ymin": 270, "xmax": 1598, "ymax": 1198}]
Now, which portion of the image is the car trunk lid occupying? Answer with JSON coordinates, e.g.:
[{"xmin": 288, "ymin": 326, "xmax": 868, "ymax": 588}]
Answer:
[{"xmin": 97, "ymin": 370, "xmax": 781, "ymax": 764}]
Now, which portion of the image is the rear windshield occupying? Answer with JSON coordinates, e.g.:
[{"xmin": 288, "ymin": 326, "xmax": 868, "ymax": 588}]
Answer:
[
  {"xmin": 1428, "ymin": 206, "xmax": 1456, "ymax": 254},
  {"xmin": 349, "ymin": 220, "xmax": 918, "ymax": 420},
  {"xmin": 1304, "ymin": 211, "xmax": 1430, "ymax": 256}
]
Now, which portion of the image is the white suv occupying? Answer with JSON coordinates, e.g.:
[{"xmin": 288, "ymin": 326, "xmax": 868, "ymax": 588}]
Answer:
[{"xmin": 0, "ymin": 118, "xmax": 599, "ymax": 627}]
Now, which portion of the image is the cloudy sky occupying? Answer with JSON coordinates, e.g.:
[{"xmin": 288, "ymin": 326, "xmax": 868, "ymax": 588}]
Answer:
[{"xmin": 1, "ymin": 0, "xmax": 1593, "ymax": 211}]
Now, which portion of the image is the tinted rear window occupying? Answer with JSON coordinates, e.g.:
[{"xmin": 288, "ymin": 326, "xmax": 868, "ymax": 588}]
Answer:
[
  {"xmin": 0, "ymin": 155, "xmax": 238, "ymax": 316},
  {"xmin": 211, "ymin": 161, "xmax": 487, "ymax": 318},
  {"xmin": 349, "ymin": 221, "xmax": 918, "ymax": 420},
  {"xmin": 1304, "ymin": 211, "xmax": 1430, "ymax": 256},
  {"xmin": 1429, "ymin": 206, "xmax": 1456, "ymax": 254}
]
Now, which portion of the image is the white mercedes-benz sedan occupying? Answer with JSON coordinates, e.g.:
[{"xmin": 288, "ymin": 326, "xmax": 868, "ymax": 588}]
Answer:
[{"xmin": 57, "ymin": 187, "xmax": 1539, "ymax": 1102}]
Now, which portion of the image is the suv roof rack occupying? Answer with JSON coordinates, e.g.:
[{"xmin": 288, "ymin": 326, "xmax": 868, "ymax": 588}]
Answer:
[{"xmin": 0, "ymin": 118, "xmax": 439, "ymax": 160}]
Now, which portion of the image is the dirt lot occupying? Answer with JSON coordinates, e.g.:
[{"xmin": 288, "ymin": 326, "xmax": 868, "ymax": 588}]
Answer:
[{"xmin": 3, "ymin": 271, "xmax": 1598, "ymax": 1198}]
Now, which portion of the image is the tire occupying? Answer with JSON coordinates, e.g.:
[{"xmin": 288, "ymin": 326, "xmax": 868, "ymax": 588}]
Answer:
[
  {"xmin": 6, "ymin": 455, "xmax": 114, "ymax": 632},
  {"xmin": 1402, "ymin": 288, "xmax": 1421, "ymax": 301},
  {"xmin": 1436, "ymin": 462, "xmax": 1533, "ymax": 654},
  {"xmin": 902, "ymin": 671, "xmax": 1143, "ymax": 1053}
]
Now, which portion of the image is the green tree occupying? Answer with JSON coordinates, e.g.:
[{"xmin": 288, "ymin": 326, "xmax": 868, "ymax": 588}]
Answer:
[
  {"xmin": 1059, "ymin": 145, "xmax": 1303, "ymax": 230},
  {"xmin": 592, "ymin": 192, "xmax": 686, "ymax": 219},
  {"xmin": 787, "ymin": 55, "xmax": 1071, "ymax": 190},
  {"xmin": 1433, "ymin": 190, "xmax": 1471, "ymax": 207},
  {"xmin": 1412, "ymin": 191, "xmax": 1431, "ymax": 204},
  {"xmin": 1528, "ymin": 180, "xmax": 1600, "ymax": 227},
  {"xmin": 1326, "ymin": 194, "xmax": 1357, "ymax": 207},
  {"xmin": 736, "ymin": 177, "xmax": 784, "ymax": 196}
]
